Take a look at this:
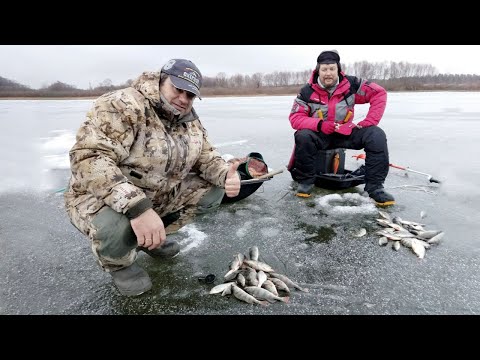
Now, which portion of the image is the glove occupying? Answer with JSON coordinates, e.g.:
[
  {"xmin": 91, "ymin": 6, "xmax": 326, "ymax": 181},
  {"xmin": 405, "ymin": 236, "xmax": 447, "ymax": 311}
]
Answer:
[
  {"xmin": 357, "ymin": 120, "xmax": 372, "ymax": 128},
  {"xmin": 318, "ymin": 120, "xmax": 335, "ymax": 135},
  {"xmin": 335, "ymin": 122, "xmax": 356, "ymax": 136}
]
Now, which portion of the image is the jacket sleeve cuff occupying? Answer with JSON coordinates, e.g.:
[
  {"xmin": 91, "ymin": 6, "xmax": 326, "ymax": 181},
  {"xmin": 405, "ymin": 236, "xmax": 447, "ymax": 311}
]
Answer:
[
  {"xmin": 125, "ymin": 198, "xmax": 153, "ymax": 220},
  {"xmin": 317, "ymin": 120, "xmax": 323, "ymax": 132}
]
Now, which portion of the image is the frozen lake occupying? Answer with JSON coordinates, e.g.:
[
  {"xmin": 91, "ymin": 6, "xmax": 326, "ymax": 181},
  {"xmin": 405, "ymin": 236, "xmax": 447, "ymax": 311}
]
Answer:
[{"xmin": 1, "ymin": 92, "xmax": 479, "ymax": 314}]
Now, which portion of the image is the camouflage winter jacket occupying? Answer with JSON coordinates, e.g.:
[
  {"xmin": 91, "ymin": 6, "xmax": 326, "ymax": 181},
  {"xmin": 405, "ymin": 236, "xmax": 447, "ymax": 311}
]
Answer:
[{"xmin": 64, "ymin": 71, "xmax": 229, "ymax": 219}]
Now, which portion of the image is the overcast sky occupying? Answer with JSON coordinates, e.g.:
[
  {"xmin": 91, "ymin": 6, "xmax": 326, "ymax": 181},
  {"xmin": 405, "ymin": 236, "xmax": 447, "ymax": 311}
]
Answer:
[{"xmin": 2, "ymin": 45, "xmax": 479, "ymax": 89}]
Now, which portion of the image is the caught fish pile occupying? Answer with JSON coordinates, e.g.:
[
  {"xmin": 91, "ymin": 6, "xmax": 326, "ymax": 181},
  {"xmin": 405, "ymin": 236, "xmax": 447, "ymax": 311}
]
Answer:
[
  {"xmin": 374, "ymin": 210, "xmax": 445, "ymax": 259},
  {"xmin": 209, "ymin": 246, "xmax": 308, "ymax": 305}
]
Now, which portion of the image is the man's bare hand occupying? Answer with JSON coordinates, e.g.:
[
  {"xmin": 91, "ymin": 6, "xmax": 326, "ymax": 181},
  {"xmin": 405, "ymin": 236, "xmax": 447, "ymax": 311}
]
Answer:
[
  {"xmin": 225, "ymin": 161, "xmax": 241, "ymax": 197},
  {"xmin": 130, "ymin": 208, "xmax": 166, "ymax": 250}
]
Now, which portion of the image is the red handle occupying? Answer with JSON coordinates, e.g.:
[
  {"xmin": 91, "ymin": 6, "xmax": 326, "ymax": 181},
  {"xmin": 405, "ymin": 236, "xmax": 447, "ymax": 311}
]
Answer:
[
  {"xmin": 352, "ymin": 154, "xmax": 366, "ymax": 160},
  {"xmin": 353, "ymin": 153, "xmax": 407, "ymax": 170},
  {"xmin": 389, "ymin": 164, "xmax": 407, "ymax": 170}
]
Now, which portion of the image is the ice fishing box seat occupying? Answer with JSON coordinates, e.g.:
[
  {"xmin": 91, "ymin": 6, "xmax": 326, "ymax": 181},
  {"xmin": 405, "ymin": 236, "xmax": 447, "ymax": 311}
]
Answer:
[
  {"xmin": 315, "ymin": 148, "xmax": 346, "ymax": 175},
  {"xmin": 314, "ymin": 148, "xmax": 366, "ymax": 190},
  {"xmin": 315, "ymin": 170, "xmax": 366, "ymax": 190}
]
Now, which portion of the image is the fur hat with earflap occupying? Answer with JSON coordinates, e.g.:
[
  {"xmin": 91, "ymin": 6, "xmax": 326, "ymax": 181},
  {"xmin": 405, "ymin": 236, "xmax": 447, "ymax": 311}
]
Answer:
[{"xmin": 316, "ymin": 50, "xmax": 342, "ymax": 74}]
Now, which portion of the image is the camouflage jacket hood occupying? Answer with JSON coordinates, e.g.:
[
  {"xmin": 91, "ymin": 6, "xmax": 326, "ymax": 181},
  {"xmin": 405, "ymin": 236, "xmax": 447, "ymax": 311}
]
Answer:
[{"xmin": 64, "ymin": 71, "xmax": 229, "ymax": 221}]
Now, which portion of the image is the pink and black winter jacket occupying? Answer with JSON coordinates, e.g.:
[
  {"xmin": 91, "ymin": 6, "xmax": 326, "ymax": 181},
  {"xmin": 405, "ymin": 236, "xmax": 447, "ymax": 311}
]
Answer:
[{"xmin": 289, "ymin": 70, "xmax": 387, "ymax": 132}]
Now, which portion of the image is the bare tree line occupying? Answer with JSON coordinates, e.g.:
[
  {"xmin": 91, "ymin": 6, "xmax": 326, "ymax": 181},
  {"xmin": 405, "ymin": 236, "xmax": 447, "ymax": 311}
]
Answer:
[{"xmin": 2, "ymin": 61, "xmax": 480, "ymax": 98}]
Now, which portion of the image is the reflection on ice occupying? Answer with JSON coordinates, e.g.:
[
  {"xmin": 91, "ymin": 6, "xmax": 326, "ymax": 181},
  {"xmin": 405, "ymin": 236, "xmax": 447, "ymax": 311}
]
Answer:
[
  {"xmin": 41, "ymin": 129, "xmax": 75, "ymax": 154},
  {"xmin": 40, "ymin": 129, "xmax": 75, "ymax": 170},
  {"xmin": 38, "ymin": 129, "xmax": 76, "ymax": 192}
]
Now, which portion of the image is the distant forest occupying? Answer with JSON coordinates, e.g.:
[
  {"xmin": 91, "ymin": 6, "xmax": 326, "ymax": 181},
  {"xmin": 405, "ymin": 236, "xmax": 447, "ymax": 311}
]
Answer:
[{"xmin": 2, "ymin": 61, "xmax": 480, "ymax": 98}]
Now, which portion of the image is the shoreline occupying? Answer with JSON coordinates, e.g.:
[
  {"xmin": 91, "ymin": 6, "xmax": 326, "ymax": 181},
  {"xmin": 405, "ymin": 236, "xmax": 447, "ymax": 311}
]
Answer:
[
  {"xmin": 0, "ymin": 89, "xmax": 475, "ymax": 101},
  {"xmin": 0, "ymin": 93, "xmax": 298, "ymax": 100},
  {"xmin": 0, "ymin": 96, "xmax": 98, "ymax": 100}
]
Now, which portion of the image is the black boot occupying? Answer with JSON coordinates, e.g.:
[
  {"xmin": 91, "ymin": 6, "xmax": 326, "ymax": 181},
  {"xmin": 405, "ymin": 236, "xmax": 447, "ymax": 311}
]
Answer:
[
  {"xmin": 110, "ymin": 262, "xmax": 152, "ymax": 297},
  {"xmin": 161, "ymin": 211, "xmax": 181, "ymax": 227},
  {"xmin": 350, "ymin": 165, "xmax": 366, "ymax": 177},
  {"xmin": 138, "ymin": 240, "xmax": 181, "ymax": 258},
  {"xmin": 368, "ymin": 188, "xmax": 395, "ymax": 207},
  {"xmin": 296, "ymin": 182, "xmax": 314, "ymax": 198}
]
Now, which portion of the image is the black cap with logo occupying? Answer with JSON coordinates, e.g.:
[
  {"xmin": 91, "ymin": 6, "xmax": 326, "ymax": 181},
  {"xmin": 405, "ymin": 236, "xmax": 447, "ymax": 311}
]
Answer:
[{"xmin": 161, "ymin": 59, "xmax": 203, "ymax": 99}]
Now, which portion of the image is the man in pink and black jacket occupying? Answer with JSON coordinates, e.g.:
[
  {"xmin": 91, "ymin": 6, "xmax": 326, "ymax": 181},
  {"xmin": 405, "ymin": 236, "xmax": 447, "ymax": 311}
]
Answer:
[{"xmin": 288, "ymin": 50, "xmax": 395, "ymax": 206}]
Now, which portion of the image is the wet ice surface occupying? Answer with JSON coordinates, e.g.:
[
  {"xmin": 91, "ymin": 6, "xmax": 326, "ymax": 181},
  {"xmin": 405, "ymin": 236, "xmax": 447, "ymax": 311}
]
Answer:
[
  {"xmin": 1, "ymin": 93, "xmax": 480, "ymax": 314},
  {"xmin": 1, "ymin": 184, "xmax": 479, "ymax": 315}
]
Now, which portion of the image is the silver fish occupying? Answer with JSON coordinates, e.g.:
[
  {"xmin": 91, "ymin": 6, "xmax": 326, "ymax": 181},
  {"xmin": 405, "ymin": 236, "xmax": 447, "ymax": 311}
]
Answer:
[
  {"xmin": 262, "ymin": 280, "xmax": 279, "ymax": 296},
  {"xmin": 257, "ymin": 270, "xmax": 268, "ymax": 288},
  {"xmin": 405, "ymin": 224, "xmax": 425, "ymax": 232},
  {"xmin": 224, "ymin": 253, "xmax": 245, "ymax": 280},
  {"xmin": 393, "ymin": 231, "xmax": 416, "ymax": 238},
  {"xmin": 376, "ymin": 228, "xmax": 395, "ymax": 234},
  {"xmin": 392, "ymin": 241, "xmax": 401, "ymax": 251},
  {"xmin": 224, "ymin": 269, "xmax": 240, "ymax": 281},
  {"xmin": 378, "ymin": 237, "xmax": 388, "ymax": 246},
  {"xmin": 411, "ymin": 230, "xmax": 442, "ymax": 240},
  {"xmin": 243, "ymin": 259, "xmax": 274, "ymax": 273},
  {"xmin": 244, "ymin": 286, "xmax": 290, "ymax": 303},
  {"xmin": 270, "ymin": 272, "xmax": 309, "ymax": 292},
  {"xmin": 243, "ymin": 267, "xmax": 258, "ymax": 286},
  {"xmin": 249, "ymin": 246, "xmax": 259, "ymax": 261},
  {"xmin": 269, "ymin": 277, "xmax": 290, "ymax": 293},
  {"xmin": 376, "ymin": 219, "xmax": 405, "ymax": 232},
  {"xmin": 400, "ymin": 220, "xmax": 426, "ymax": 232},
  {"xmin": 230, "ymin": 253, "xmax": 244, "ymax": 270},
  {"xmin": 392, "ymin": 216, "xmax": 403, "ymax": 225},
  {"xmin": 353, "ymin": 228, "xmax": 367, "ymax": 238},
  {"xmin": 231, "ymin": 284, "xmax": 268, "ymax": 306},
  {"xmin": 411, "ymin": 238, "xmax": 426, "ymax": 259},
  {"xmin": 427, "ymin": 231, "xmax": 445, "ymax": 244},
  {"xmin": 236, "ymin": 273, "xmax": 246, "ymax": 287},
  {"xmin": 415, "ymin": 239, "xmax": 431, "ymax": 249},
  {"xmin": 376, "ymin": 231, "xmax": 402, "ymax": 241},
  {"xmin": 209, "ymin": 282, "xmax": 234, "ymax": 295},
  {"xmin": 376, "ymin": 219, "xmax": 393, "ymax": 228},
  {"xmin": 400, "ymin": 237, "xmax": 413, "ymax": 248},
  {"xmin": 400, "ymin": 220, "xmax": 426, "ymax": 227},
  {"xmin": 388, "ymin": 222, "xmax": 407, "ymax": 232},
  {"xmin": 378, "ymin": 210, "xmax": 392, "ymax": 222},
  {"xmin": 222, "ymin": 285, "xmax": 233, "ymax": 296}
]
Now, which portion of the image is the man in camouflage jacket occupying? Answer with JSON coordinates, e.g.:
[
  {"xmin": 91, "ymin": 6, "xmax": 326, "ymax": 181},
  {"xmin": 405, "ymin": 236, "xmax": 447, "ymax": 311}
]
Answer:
[{"xmin": 64, "ymin": 59, "xmax": 241, "ymax": 296}]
